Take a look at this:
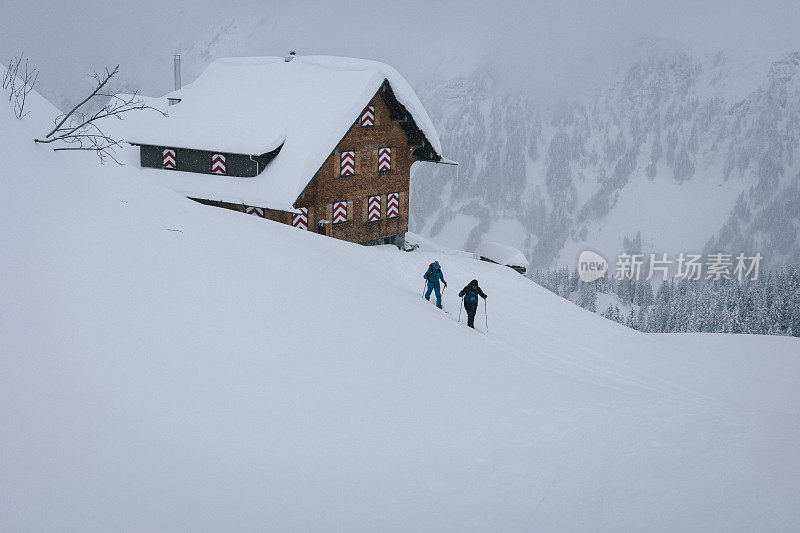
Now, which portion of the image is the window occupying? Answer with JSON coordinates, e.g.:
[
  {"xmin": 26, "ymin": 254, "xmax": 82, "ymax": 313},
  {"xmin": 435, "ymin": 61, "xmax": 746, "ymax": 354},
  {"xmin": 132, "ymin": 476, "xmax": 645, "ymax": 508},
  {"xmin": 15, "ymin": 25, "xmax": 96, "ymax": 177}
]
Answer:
[
  {"xmin": 162, "ymin": 148, "xmax": 176, "ymax": 169},
  {"xmin": 361, "ymin": 105, "xmax": 375, "ymax": 127},
  {"xmin": 211, "ymin": 153, "xmax": 226, "ymax": 175},
  {"xmin": 340, "ymin": 151, "xmax": 355, "ymax": 177},
  {"xmin": 367, "ymin": 195, "xmax": 381, "ymax": 222},
  {"xmin": 387, "ymin": 193, "xmax": 400, "ymax": 218},
  {"xmin": 292, "ymin": 207, "xmax": 308, "ymax": 230},
  {"xmin": 378, "ymin": 147, "xmax": 391, "ymax": 172},
  {"xmin": 333, "ymin": 201, "xmax": 348, "ymax": 224}
]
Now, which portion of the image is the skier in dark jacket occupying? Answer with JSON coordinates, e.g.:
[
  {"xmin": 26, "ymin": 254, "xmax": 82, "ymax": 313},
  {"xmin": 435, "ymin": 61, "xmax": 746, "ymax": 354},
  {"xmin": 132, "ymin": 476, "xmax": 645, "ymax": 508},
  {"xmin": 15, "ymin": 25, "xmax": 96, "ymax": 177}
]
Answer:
[
  {"xmin": 423, "ymin": 261, "xmax": 447, "ymax": 309},
  {"xmin": 459, "ymin": 279, "xmax": 487, "ymax": 328}
]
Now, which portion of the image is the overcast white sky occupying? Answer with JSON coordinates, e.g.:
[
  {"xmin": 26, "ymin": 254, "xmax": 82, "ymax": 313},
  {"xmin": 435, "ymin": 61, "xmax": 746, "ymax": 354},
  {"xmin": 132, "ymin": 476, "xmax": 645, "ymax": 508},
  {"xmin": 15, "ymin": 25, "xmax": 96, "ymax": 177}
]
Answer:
[{"xmin": 3, "ymin": 0, "xmax": 799, "ymax": 106}]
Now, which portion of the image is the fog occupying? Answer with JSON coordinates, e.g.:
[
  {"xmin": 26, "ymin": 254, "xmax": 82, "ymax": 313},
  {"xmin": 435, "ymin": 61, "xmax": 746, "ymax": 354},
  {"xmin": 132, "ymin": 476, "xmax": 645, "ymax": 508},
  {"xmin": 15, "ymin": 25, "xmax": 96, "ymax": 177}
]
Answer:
[{"xmin": 2, "ymin": 0, "xmax": 799, "ymax": 107}]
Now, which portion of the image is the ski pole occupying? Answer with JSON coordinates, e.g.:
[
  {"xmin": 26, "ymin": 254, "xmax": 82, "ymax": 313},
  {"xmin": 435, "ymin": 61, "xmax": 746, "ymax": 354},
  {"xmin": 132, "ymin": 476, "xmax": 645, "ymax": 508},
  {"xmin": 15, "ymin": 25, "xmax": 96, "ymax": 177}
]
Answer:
[
  {"xmin": 458, "ymin": 296, "xmax": 464, "ymax": 322},
  {"xmin": 484, "ymin": 298, "xmax": 488, "ymax": 330}
]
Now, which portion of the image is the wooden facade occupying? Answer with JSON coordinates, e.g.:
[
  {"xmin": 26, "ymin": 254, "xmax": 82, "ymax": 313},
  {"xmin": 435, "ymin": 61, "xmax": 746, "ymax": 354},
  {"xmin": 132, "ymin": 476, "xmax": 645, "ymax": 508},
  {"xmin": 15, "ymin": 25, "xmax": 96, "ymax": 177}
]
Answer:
[{"xmin": 290, "ymin": 91, "xmax": 417, "ymax": 245}]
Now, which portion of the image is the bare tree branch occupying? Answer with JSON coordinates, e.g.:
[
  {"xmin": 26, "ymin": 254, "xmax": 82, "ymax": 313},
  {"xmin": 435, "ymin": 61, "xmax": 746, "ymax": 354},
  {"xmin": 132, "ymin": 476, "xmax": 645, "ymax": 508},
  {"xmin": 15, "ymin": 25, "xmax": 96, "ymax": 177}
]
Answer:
[
  {"xmin": 43, "ymin": 65, "xmax": 119, "ymax": 139},
  {"xmin": 15, "ymin": 59, "xmax": 38, "ymax": 119},
  {"xmin": 33, "ymin": 65, "xmax": 167, "ymax": 164},
  {"xmin": 2, "ymin": 53, "xmax": 38, "ymax": 119}
]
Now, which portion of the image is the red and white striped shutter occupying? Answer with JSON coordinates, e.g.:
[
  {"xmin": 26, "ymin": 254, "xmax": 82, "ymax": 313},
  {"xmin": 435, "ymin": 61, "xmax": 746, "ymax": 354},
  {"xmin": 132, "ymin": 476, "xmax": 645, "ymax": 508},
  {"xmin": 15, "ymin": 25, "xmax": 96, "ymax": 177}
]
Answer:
[
  {"xmin": 332, "ymin": 201, "xmax": 348, "ymax": 224},
  {"xmin": 367, "ymin": 195, "xmax": 381, "ymax": 222},
  {"xmin": 162, "ymin": 148, "xmax": 176, "ymax": 169},
  {"xmin": 245, "ymin": 206, "xmax": 264, "ymax": 217},
  {"xmin": 211, "ymin": 153, "xmax": 226, "ymax": 174},
  {"xmin": 340, "ymin": 151, "xmax": 355, "ymax": 177},
  {"xmin": 361, "ymin": 105, "xmax": 375, "ymax": 127},
  {"xmin": 378, "ymin": 147, "xmax": 391, "ymax": 172},
  {"xmin": 387, "ymin": 192, "xmax": 400, "ymax": 218},
  {"xmin": 292, "ymin": 207, "xmax": 308, "ymax": 230}
]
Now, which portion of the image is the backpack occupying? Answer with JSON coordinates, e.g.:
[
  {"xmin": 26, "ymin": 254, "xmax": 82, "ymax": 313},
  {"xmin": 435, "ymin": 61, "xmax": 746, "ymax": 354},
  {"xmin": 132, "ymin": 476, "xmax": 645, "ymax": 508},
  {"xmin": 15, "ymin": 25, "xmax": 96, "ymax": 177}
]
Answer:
[
  {"xmin": 463, "ymin": 287, "xmax": 479, "ymax": 303},
  {"xmin": 425, "ymin": 264, "xmax": 436, "ymax": 282}
]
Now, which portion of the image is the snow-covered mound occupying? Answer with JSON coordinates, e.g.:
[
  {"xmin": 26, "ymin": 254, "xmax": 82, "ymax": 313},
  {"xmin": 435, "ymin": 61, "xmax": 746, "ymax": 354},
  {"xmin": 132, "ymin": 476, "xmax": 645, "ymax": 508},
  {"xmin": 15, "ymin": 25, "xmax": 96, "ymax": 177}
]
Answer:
[
  {"xmin": 476, "ymin": 241, "xmax": 529, "ymax": 269},
  {"xmin": 2, "ymin": 81, "xmax": 800, "ymax": 531}
]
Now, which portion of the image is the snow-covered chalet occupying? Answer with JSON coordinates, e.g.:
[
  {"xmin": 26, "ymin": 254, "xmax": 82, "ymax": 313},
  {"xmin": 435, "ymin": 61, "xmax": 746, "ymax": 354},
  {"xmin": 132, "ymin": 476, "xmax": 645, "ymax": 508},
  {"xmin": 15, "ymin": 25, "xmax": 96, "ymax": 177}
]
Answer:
[{"xmin": 125, "ymin": 54, "xmax": 450, "ymax": 247}]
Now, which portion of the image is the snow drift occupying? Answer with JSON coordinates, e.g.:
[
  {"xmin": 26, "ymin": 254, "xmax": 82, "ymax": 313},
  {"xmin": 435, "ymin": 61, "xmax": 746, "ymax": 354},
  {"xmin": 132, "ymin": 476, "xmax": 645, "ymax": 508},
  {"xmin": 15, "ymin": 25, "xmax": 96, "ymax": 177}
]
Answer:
[{"xmin": 1, "ymin": 76, "xmax": 800, "ymax": 531}]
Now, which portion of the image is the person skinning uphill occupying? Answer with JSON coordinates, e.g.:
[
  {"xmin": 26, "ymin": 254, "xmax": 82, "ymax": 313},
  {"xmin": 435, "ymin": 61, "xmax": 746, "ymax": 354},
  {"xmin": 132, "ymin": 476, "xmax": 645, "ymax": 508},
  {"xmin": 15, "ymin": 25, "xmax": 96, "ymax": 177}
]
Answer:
[
  {"xmin": 423, "ymin": 261, "xmax": 447, "ymax": 309},
  {"xmin": 459, "ymin": 279, "xmax": 487, "ymax": 329}
]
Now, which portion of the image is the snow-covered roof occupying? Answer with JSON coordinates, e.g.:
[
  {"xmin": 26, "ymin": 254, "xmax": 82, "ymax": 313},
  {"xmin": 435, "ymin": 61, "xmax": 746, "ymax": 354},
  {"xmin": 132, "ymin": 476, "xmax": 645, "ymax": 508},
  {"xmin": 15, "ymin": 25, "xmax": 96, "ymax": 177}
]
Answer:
[
  {"xmin": 476, "ymin": 241, "xmax": 530, "ymax": 268},
  {"xmin": 114, "ymin": 93, "xmax": 170, "ymax": 114},
  {"xmin": 122, "ymin": 56, "xmax": 443, "ymax": 211}
]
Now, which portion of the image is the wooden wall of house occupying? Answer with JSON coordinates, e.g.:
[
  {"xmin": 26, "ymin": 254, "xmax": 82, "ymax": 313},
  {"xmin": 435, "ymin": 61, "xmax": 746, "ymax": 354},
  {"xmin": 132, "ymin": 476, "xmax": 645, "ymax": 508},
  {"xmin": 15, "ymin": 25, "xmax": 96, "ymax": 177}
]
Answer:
[{"xmin": 294, "ymin": 92, "xmax": 419, "ymax": 244}]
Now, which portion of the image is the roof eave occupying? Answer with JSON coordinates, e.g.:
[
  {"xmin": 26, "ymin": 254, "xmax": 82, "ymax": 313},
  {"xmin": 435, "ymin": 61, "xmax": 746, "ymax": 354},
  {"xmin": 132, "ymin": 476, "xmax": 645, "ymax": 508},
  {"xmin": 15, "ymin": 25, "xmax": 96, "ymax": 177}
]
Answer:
[
  {"xmin": 378, "ymin": 80, "xmax": 443, "ymax": 162},
  {"xmin": 127, "ymin": 141, "xmax": 282, "ymax": 159}
]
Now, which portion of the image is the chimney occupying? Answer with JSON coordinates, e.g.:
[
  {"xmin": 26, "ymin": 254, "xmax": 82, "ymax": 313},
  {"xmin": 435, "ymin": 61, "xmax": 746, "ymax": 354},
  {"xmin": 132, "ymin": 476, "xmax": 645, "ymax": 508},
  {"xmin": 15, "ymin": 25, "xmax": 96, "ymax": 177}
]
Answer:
[
  {"xmin": 173, "ymin": 54, "xmax": 182, "ymax": 90},
  {"xmin": 284, "ymin": 50, "xmax": 296, "ymax": 62}
]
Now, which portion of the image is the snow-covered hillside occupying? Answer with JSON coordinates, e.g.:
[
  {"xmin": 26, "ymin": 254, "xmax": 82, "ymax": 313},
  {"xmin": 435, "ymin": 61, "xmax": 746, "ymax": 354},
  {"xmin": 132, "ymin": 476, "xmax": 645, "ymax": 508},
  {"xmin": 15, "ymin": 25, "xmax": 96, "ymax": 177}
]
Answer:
[
  {"xmin": 411, "ymin": 46, "xmax": 800, "ymax": 269},
  {"xmin": 2, "ymin": 78, "xmax": 800, "ymax": 531}
]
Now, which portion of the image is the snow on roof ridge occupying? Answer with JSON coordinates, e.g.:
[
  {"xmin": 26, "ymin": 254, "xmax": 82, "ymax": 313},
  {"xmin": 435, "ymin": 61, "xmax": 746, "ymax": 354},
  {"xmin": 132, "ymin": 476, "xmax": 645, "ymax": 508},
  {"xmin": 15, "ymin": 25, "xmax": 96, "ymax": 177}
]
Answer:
[{"xmin": 300, "ymin": 55, "xmax": 442, "ymax": 154}]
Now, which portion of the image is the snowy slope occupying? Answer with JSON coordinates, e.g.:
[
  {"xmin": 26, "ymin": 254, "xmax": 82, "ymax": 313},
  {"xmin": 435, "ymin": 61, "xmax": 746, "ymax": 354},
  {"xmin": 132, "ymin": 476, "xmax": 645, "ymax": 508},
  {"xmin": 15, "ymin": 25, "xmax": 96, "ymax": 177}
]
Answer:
[{"xmin": 2, "ymin": 82, "xmax": 800, "ymax": 531}]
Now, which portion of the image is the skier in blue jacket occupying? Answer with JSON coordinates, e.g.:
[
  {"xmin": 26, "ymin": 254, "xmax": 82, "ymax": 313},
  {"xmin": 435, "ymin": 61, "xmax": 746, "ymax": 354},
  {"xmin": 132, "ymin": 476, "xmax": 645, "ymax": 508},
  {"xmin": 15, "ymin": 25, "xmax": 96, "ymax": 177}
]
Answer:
[
  {"xmin": 423, "ymin": 261, "xmax": 447, "ymax": 309},
  {"xmin": 459, "ymin": 279, "xmax": 487, "ymax": 328}
]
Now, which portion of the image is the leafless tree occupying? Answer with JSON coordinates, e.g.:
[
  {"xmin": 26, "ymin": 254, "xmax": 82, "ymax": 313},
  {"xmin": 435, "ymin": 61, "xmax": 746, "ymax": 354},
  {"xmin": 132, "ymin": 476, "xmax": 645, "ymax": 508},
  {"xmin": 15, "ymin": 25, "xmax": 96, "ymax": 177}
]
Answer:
[
  {"xmin": 34, "ymin": 65, "xmax": 167, "ymax": 164},
  {"xmin": 2, "ymin": 53, "xmax": 39, "ymax": 119}
]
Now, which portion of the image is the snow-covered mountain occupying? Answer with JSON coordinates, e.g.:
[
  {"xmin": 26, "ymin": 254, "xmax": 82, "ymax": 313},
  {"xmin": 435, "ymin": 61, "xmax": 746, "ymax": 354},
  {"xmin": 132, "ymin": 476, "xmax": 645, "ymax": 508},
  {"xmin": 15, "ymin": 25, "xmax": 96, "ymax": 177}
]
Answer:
[
  {"xmin": 411, "ymin": 47, "xmax": 800, "ymax": 269},
  {"xmin": 2, "ymin": 65, "xmax": 800, "ymax": 530}
]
